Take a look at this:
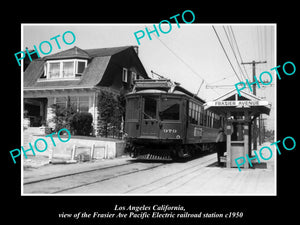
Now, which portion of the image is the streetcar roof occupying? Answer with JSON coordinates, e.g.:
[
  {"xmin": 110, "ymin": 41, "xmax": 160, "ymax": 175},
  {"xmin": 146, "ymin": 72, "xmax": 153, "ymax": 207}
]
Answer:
[
  {"xmin": 126, "ymin": 79, "xmax": 206, "ymax": 104},
  {"xmin": 125, "ymin": 88, "xmax": 206, "ymax": 104}
]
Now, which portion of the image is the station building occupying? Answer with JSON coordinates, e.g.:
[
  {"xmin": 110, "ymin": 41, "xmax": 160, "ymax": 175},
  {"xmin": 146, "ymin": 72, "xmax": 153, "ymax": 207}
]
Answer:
[
  {"xmin": 204, "ymin": 89, "xmax": 271, "ymax": 169},
  {"xmin": 23, "ymin": 46, "xmax": 149, "ymax": 134}
]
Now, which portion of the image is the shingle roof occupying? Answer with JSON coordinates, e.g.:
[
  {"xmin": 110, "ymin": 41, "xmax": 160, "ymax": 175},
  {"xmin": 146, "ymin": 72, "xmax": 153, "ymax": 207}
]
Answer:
[
  {"xmin": 43, "ymin": 46, "xmax": 132, "ymax": 60},
  {"xmin": 24, "ymin": 56, "xmax": 111, "ymax": 89},
  {"xmin": 24, "ymin": 46, "xmax": 147, "ymax": 90},
  {"xmin": 84, "ymin": 46, "xmax": 133, "ymax": 57},
  {"xmin": 44, "ymin": 46, "xmax": 90, "ymax": 60}
]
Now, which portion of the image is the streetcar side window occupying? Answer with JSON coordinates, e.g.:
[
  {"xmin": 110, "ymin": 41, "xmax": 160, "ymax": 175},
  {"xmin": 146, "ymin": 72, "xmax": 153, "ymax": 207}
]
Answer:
[
  {"xmin": 207, "ymin": 111, "xmax": 210, "ymax": 127},
  {"xmin": 189, "ymin": 102, "xmax": 192, "ymax": 123},
  {"xmin": 194, "ymin": 104, "xmax": 198, "ymax": 125},
  {"xmin": 207, "ymin": 111, "xmax": 211, "ymax": 127},
  {"xmin": 188, "ymin": 101, "xmax": 203, "ymax": 125},
  {"xmin": 197, "ymin": 105, "xmax": 200, "ymax": 125},
  {"xmin": 200, "ymin": 106, "xmax": 204, "ymax": 126},
  {"xmin": 189, "ymin": 101, "xmax": 197, "ymax": 124},
  {"xmin": 192, "ymin": 103, "xmax": 197, "ymax": 124}
]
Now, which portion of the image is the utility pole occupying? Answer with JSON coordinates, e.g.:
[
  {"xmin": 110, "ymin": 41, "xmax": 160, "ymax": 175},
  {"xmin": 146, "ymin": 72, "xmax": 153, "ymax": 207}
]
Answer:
[{"xmin": 241, "ymin": 60, "xmax": 267, "ymax": 150}]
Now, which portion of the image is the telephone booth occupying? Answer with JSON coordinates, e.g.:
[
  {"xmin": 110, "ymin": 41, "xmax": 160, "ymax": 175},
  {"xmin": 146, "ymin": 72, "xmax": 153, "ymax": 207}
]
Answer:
[{"xmin": 204, "ymin": 90, "xmax": 271, "ymax": 169}]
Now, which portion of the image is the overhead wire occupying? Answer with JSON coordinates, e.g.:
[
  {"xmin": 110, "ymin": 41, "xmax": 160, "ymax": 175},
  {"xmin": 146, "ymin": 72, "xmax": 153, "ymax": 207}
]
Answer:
[
  {"xmin": 211, "ymin": 25, "xmax": 242, "ymax": 82},
  {"xmin": 222, "ymin": 26, "xmax": 247, "ymax": 81},
  {"xmin": 149, "ymin": 25, "xmax": 220, "ymax": 96},
  {"xmin": 229, "ymin": 26, "xmax": 250, "ymax": 80}
]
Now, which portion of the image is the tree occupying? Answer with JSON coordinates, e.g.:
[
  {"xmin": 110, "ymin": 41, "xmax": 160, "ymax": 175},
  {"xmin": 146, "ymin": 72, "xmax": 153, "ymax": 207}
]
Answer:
[{"xmin": 97, "ymin": 90, "xmax": 125, "ymax": 138}]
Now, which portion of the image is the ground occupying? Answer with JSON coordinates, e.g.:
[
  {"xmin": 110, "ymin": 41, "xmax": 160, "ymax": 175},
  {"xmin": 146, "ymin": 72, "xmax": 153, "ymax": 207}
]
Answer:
[
  {"xmin": 22, "ymin": 127, "xmax": 275, "ymax": 195},
  {"xmin": 23, "ymin": 143, "xmax": 275, "ymax": 195}
]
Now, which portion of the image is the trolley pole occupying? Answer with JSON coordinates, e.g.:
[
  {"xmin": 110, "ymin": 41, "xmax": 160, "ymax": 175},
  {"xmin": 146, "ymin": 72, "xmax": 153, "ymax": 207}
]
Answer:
[{"xmin": 241, "ymin": 60, "xmax": 267, "ymax": 150}]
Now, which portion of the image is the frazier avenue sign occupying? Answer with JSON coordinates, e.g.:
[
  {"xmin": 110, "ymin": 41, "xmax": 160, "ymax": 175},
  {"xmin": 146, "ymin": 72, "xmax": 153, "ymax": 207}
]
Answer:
[{"xmin": 205, "ymin": 100, "xmax": 269, "ymax": 108}]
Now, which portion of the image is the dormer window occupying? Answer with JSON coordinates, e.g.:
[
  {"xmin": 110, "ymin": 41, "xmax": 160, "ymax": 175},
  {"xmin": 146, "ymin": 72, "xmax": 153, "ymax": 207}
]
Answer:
[
  {"xmin": 43, "ymin": 59, "xmax": 87, "ymax": 80},
  {"xmin": 49, "ymin": 62, "xmax": 60, "ymax": 78},
  {"xmin": 62, "ymin": 61, "xmax": 74, "ymax": 78}
]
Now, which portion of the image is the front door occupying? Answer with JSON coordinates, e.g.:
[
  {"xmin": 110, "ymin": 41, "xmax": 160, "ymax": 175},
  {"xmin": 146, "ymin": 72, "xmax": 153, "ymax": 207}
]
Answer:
[{"xmin": 140, "ymin": 96, "xmax": 159, "ymax": 138}]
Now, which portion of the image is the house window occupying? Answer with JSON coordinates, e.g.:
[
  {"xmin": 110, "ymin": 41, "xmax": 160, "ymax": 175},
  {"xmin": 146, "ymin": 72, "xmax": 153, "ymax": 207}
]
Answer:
[
  {"xmin": 77, "ymin": 61, "xmax": 86, "ymax": 74},
  {"xmin": 46, "ymin": 59, "xmax": 87, "ymax": 80},
  {"xmin": 78, "ymin": 96, "xmax": 89, "ymax": 112},
  {"xmin": 131, "ymin": 71, "xmax": 137, "ymax": 85},
  {"xmin": 62, "ymin": 61, "xmax": 74, "ymax": 78},
  {"xmin": 40, "ymin": 64, "xmax": 47, "ymax": 79},
  {"xmin": 122, "ymin": 68, "xmax": 128, "ymax": 83},
  {"xmin": 55, "ymin": 97, "xmax": 67, "ymax": 109},
  {"xmin": 49, "ymin": 62, "xmax": 60, "ymax": 78},
  {"xmin": 69, "ymin": 96, "xmax": 78, "ymax": 109},
  {"xmin": 55, "ymin": 96, "xmax": 89, "ymax": 112}
]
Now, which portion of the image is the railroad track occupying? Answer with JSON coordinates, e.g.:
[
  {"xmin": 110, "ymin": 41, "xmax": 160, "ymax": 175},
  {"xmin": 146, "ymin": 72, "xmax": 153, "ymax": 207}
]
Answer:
[
  {"xmin": 124, "ymin": 153, "xmax": 217, "ymax": 194},
  {"xmin": 23, "ymin": 160, "xmax": 166, "ymax": 194},
  {"xmin": 23, "ymin": 160, "xmax": 135, "ymax": 185},
  {"xmin": 23, "ymin": 152, "xmax": 217, "ymax": 194}
]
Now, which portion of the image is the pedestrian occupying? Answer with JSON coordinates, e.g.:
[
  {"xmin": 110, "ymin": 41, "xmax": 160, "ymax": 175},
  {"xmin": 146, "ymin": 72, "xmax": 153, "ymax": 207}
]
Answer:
[{"xmin": 216, "ymin": 127, "xmax": 226, "ymax": 166}]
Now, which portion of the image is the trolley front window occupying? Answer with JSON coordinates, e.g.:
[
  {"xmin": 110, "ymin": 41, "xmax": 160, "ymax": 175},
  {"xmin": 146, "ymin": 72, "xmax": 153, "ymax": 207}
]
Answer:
[
  {"xmin": 160, "ymin": 99, "xmax": 180, "ymax": 120},
  {"xmin": 143, "ymin": 97, "xmax": 157, "ymax": 119}
]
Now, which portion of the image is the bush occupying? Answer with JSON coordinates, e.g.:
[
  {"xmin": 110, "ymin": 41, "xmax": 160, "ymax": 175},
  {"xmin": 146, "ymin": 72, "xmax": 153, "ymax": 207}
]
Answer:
[
  {"xmin": 51, "ymin": 97, "xmax": 93, "ymax": 136},
  {"xmin": 51, "ymin": 100, "xmax": 76, "ymax": 133},
  {"xmin": 70, "ymin": 112, "xmax": 93, "ymax": 136},
  {"xmin": 97, "ymin": 90, "xmax": 125, "ymax": 138}
]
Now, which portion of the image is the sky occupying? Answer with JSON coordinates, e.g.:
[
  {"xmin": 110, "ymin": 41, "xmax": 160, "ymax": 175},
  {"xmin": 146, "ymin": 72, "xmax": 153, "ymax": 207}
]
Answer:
[{"xmin": 22, "ymin": 23, "xmax": 275, "ymax": 130}]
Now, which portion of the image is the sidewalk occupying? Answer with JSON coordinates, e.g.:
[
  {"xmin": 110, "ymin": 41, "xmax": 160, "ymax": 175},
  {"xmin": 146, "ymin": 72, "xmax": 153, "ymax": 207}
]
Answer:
[{"xmin": 251, "ymin": 141, "xmax": 275, "ymax": 171}]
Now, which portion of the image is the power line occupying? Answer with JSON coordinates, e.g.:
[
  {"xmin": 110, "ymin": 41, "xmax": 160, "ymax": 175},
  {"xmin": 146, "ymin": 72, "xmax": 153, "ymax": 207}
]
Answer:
[
  {"xmin": 156, "ymin": 36, "xmax": 206, "ymax": 81},
  {"xmin": 229, "ymin": 26, "xmax": 250, "ymax": 80},
  {"xmin": 222, "ymin": 26, "xmax": 247, "ymax": 80},
  {"xmin": 150, "ymin": 28, "xmax": 220, "ymax": 96},
  {"xmin": 211, "ymin": 25, "xmax": 242, "ymax": 82}
]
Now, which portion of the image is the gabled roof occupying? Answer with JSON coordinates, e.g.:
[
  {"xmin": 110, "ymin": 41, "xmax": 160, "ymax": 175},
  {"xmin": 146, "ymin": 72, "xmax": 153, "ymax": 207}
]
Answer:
[
  {"xmin": 213, "ymin": 89, "xmax": 261, "ymax": 101},
  {"xmin": 44, "ymin": 46, "xmax": 90, "ymax": 60},
  {"xmin": 84, "ymin": 46, "xmax": 133, "ymax": 57},
  {"xmin": 24, "ymin": 46, "xmax": 148, "ymax": 90},
  {"xmin": 204, "ymin": 89, "xmax": 271, "ymax": 116},
  {"xmin": 44, "ymin": 46, "xmax": 133, "ymax": 60}
]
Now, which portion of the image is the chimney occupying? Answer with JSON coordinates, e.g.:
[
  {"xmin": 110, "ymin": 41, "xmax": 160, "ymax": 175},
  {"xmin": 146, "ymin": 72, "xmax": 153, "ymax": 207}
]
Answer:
[{"xmin": 133, "ymin": 46, "xmax": 139, "ymax": 55}]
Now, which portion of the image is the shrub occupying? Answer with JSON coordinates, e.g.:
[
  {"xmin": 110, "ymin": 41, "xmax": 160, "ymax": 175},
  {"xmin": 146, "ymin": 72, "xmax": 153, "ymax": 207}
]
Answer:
[
  {"xmin": 97, "ymin": 90, "xmax": 125, "ymax": 138},
  {"xmin": 51, "ymin": 98, "xmax": 76, "ymax": 133},
  {"xmin": 70, "ymin": 112, "xmax": 93, "ymax": 136},
  {"xmin": 50, "ymin": 97, "xmax": 93, "ymax": 136}
]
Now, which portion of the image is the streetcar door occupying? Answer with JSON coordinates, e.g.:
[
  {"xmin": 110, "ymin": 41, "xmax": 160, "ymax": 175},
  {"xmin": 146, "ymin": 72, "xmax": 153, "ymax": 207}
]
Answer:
[
  {"xmin": 141, "ymin": 96, "xmax": 159, "ymax": 138},
  {"xmin": 125, "ymin": 96, "xmax": 141, "ymax": 138}
]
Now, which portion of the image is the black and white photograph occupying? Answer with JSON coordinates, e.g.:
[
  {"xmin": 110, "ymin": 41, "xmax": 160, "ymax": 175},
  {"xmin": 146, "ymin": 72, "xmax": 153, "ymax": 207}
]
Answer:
[
  {"xmin": 21, "ymin": 23, "xmax": 276, "ymax": 196},
  {"xmin": 4, "ymin": 6, "xmax": 298, "ymax": 225}
]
